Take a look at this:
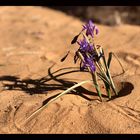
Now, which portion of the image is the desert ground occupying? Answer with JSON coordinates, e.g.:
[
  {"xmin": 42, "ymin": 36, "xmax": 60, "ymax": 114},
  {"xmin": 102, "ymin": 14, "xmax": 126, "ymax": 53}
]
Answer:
[{"xmin": 0, "ymin": 6, "xmax": 140, "ymax": 134}]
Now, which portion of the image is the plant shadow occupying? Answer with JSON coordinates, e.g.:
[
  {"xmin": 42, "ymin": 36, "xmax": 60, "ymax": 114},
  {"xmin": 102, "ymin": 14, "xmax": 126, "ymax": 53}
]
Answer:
[
  {"xmin": 0, "ymin": 66, "xmax": 108, "ymax": 102},
  {"xmin": 107, "ymin": 82, "xmax": 134, "ymax": 101}
]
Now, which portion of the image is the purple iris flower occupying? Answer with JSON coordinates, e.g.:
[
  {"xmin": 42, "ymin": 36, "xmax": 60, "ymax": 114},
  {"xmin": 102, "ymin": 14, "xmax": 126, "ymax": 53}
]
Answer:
[
  {"xmin": 77, "ymin": 37, "xmax": 93, "ymax": 52},
  {"xmin": 81, "ymin": 56, "xmax": 96, "ymax": 72},
  {"xmin": 83, "ymin": 20, "xmax": 99, "ymax": 38}
]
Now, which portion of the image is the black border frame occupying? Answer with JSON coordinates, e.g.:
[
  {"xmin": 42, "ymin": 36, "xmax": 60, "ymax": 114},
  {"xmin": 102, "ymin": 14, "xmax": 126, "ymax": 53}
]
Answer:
[
  {"xmin": 0, "ymin": 0, "xmax": 140, "ymax": 139},
  {"xmin": 0, "ymin": 0, "xmax": 140, "ymax": 6}
]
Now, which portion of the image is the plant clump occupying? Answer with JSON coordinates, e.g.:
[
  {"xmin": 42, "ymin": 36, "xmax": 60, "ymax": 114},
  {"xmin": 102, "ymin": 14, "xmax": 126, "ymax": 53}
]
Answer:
[{"xmin": 24, "ymin": 20, "xmax": 125, "ymax": 123}]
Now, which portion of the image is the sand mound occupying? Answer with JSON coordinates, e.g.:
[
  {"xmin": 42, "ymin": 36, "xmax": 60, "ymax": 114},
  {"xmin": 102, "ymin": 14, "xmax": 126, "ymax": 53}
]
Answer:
[{"xmin": 0, "ymin": 6, "xmax": 140, "ymax": 134}]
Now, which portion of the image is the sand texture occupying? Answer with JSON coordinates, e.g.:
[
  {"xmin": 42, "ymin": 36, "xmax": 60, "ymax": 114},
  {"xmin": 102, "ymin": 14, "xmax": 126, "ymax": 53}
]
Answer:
[{"xmin": 0, "ymin": 6, "xmax": 140, "ymax": 134}]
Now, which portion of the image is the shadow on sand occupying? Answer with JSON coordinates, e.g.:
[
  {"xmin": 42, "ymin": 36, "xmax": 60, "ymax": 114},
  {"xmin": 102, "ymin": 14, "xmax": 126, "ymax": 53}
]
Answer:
[
  {"xmin": 0, "ymin": 65, "xmax": 134, "ymax": 103},
  {"xmin": 0, "ymin": 66, "xmax": 106, "ymax": 102}
]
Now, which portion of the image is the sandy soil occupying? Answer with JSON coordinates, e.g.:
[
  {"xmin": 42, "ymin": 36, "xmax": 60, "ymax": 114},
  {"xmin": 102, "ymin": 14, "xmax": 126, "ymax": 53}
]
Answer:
[{"xmin": 0, "ymin": 6, "xmax": 140, "ymax": 134}]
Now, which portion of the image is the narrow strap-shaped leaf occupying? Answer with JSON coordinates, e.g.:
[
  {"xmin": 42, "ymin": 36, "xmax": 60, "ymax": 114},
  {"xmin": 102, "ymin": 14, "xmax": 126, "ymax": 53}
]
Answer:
[
  {"xmin": 104, "ymin": 81, "xmax": 111, "ymax": 99},
  {"xmin": 23, "ymin": 80, "xmax": 93, "ymax": 124},
  {"xmin": 102, "ymin": 49, "xmax": 118, "ymax": 96},
  {"xmin": 61, "ymin": 51, "xmax": 70, "ymax": 62},
  {"xmin": 107, "ymin": 52, "xmax": 125, "ymax": 74},
  {"xmin": 112, "ymin": 52, "xmax": 125, "ymax": 73},
  {"xmin": 97, "ymin": 72, "xmax": 111, "ymax": 85},
  {"xmin": 107, "ymin": 52, "xmax": 112, "ymax": 69},
  {"xmin": 91, "ymin": 71, "xmax": 102, "ymax": 101}
]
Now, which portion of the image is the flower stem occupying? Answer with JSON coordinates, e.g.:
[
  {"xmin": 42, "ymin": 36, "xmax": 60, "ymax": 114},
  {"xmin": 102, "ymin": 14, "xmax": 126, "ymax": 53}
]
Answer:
[
  {"xmin": 104, "ymin": 82, "xmax": 111, "ymax": 99},
  {"xmin": 91, "ymin": 70, "xmax": 103, "ymax": 101},
  {"xmin": 78, "ymin": 51, "xmax": 103, "ymax": 101}
]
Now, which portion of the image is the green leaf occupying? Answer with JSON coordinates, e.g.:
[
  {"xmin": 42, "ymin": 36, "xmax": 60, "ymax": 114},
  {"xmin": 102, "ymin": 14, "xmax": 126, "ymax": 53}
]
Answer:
[
  {"xmin": 107, "ymin": 52, "xmax": 113, "ymax": 69},
  {"xmin": 102, "ymin": 49, "xmax": 118, "ymax": 96},
  {"xmin": 23, "ymin": 80, "xmax": 93, "ymax": 124},
  {"xmin": 112, "ymin": 52, "xmax": 125, "ymax": 73},
  {"xmin": 97, "ymin": 72, "xmax": 111, "ymax": 85},
  {"xmin": 107, "ymin": 52, "xmax": 125, "ymax": 73}
]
